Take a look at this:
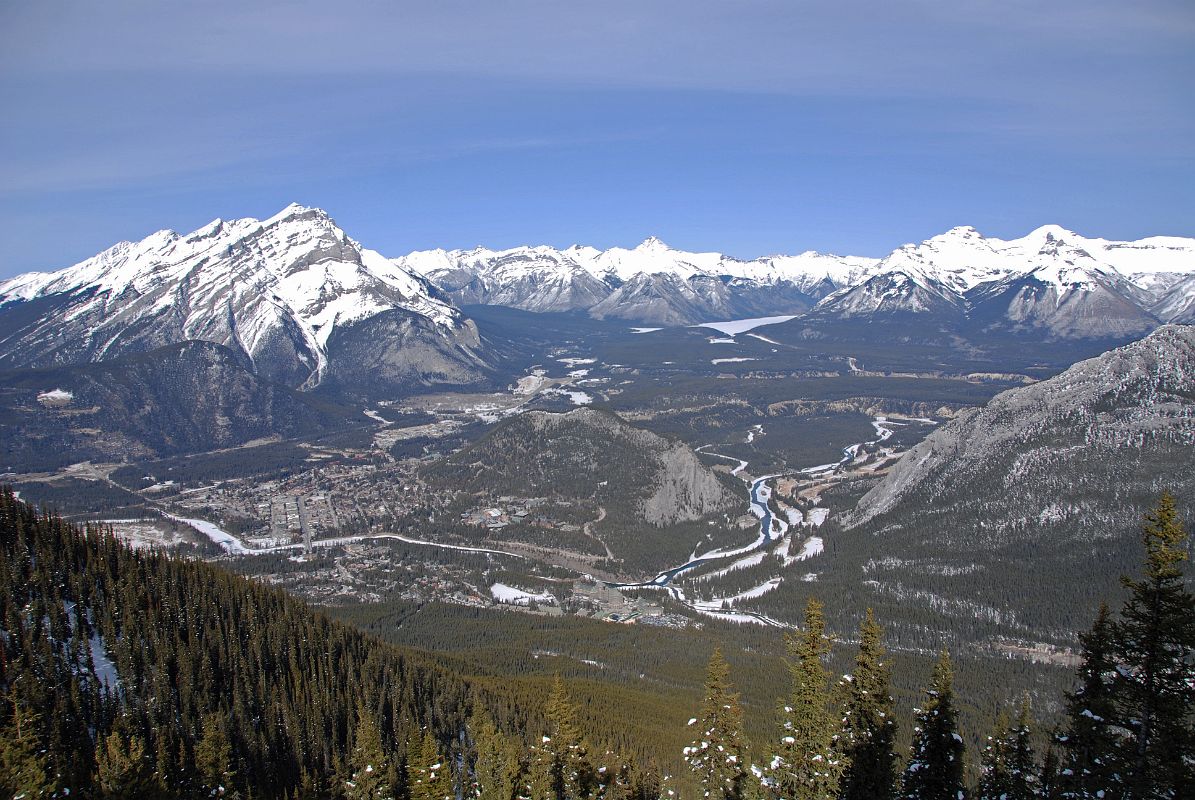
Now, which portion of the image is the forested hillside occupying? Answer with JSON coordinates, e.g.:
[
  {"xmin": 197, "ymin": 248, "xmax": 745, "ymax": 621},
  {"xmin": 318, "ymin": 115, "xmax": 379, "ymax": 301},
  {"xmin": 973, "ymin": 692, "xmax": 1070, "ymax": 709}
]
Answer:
[{"xmin": 1, "ymin": 490, "xmax": 1190, "ymax": 798}]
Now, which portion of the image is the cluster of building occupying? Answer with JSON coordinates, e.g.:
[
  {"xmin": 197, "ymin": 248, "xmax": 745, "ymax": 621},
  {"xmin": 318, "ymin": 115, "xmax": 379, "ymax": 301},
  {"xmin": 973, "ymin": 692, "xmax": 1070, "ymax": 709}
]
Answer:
[{"xmin": 459, "ymin": 496, "xmax": 549, "ymax": 530}]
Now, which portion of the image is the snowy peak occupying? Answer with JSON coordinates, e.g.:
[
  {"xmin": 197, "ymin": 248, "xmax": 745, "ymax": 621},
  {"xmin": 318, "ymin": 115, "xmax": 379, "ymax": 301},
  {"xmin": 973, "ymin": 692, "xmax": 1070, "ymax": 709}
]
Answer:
[
  {"xmin": 0, "ymin": 206, "xmax": 485, "ymax": 391},
  {"xmin": 634, "ymin": 235, "xmax": 670, "ymax": 251},
  {"xmin": 405, "ymin": 237, "xmax": 880, "ymax": 323}
]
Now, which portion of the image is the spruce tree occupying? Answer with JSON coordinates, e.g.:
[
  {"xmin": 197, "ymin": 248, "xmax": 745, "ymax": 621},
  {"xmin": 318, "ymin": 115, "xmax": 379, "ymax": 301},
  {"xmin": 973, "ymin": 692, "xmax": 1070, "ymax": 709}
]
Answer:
[
  {"xmin": 976, "ymin": 709, "xmax": 1014, "ymax": 800},
  {"xmin": 900, "ymin": 649, "xmax": 965, "ymax": 800},
  {"xmin": 684, "ymin": 649, "xmax": 750, "ymax": 800},
  {"xmin": 1108, "ymin": 492, "xmax": 1195, "ymax": 797},
  {"xmin": 410, "ymin": 729, "xmax": 453, "ymax": 800},
  {"xmin": 0, "ymin": 698, "xmax": 59, "ymax": 799},
  {"xmin": 195, "ymin": 712, "xmax": 236, "ymax": 798},
  {"xmin": 1057, "ymin": 603, "xmax": 1119, "ymax": 798},
  {"xmin": 1005, "ymin": 698, "xmax": 1039, "ymax": 800},
  {"xmin": 770, "ymin": 597, "xmax": 845, "ymax": 800},
  {"xmin": 470, "ymin": 709, "xmax": 520, "ymax": 800},
  {"xmin": 976, "ymin": 699, "xmax": 1036, "ymax": 800},
  {"xmin": 94, "ymin": 724, "xmax": 159, "ymax": 799},
  {"xmin": 345, "ymin": 707, "xmax": 396, "ymax": 800},
  {"xmin": 541, "ymin": 675, "xmax": 594, "ymax": 800},
  {"xmin": 839, "ymin": 609, "xmax": 897, "ymax": 800},
  {"xmin": 1039, "ymin": 743, "xmax": 1062, "ymax": 800}
]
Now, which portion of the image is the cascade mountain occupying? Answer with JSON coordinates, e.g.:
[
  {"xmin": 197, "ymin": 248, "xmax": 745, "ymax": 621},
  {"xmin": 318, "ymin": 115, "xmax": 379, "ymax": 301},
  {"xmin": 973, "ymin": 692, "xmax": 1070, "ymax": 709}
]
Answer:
[{"xmin": 0, "ymin": 204, "xmax": 491, "ymax": 396}]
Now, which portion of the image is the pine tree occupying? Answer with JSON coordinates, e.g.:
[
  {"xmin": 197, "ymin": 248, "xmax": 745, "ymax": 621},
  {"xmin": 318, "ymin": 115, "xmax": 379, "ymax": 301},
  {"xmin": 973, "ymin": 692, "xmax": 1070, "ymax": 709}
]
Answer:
[
  {"xmin": 346, "ymin": 707, "xmax": 396, "ymax": 800},
  {"xmin": 684, "ymin": 649, "xmax": 750, "ymax": 800},
  {"xmin": 1005, "ymin": 698, "xmax": 1039, "ymax": 800},
  {"xmin": 976, "ymin": 699, "xmax": 1036, "ymax": 800},
  {"xmin": 410, "ymin": 729, "xmax": 453, "ymax": 800},
  {"xmin": 1056, "ymin": 603, "xmax": 1120, "ymax": 798},
  {"xmin": 1108, "ymin": 492, "xmax": 1195, "ymax": 797},
  {"xmin": 94, "ymin": 724, "xmax": 160, "ymax": 799},
  {"xmin": 770, "ymin": 598, "xmax": 845, "ymax": 800},
  {"xmin": 838, "ymin": 609, "xmax": 897, "ymax": 800},
  {"xmin": 195, "ymin": 712, "xmax": 236, "ymax": 798},
  {"xmin": 900, "ymin": 649, "xmax": 965, "ymax": 800},
  {"xmin": 976, "ymin": 709, "xmax": 1014, "ymax": 800},
  {"xmin": 540, "ymin": 675, "xmax": 594, "ymax": 800},
  {"xmin": 0, "ymin": 698, "xmax": 59, "ymax": 799},
  {"xmin": 470, "ymin": 709, "xmax": 520, "ymax": 800}
]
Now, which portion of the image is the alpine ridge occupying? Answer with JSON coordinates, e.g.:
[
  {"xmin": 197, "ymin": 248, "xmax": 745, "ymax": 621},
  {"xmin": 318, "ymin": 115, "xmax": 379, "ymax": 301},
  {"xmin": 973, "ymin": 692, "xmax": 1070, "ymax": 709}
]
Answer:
[
  {"xmin": 835, "ymin": 323, "xmax": 1195, "ymax": 635},
  {"xmin": 406, "ymin": 225, "xmax": 1195, "ymax": 336},
  {"xmin": 0, "ymin": 204, "xmax": 491, "ymax": 394}
]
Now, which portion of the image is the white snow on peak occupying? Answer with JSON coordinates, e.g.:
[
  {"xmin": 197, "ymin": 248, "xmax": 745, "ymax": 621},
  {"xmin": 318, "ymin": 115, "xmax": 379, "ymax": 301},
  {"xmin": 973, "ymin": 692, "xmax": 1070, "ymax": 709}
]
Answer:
[{"xmin": 0, "ymin": 205, "xmax": 464, "ymax": 384}]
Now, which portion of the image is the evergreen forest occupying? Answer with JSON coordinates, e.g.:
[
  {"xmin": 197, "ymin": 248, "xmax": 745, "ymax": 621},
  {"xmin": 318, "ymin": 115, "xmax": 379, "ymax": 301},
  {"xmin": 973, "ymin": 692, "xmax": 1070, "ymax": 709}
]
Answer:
[{"xmin": 0, "ymin": 488, "xmax": 1191, "ymax": 799}]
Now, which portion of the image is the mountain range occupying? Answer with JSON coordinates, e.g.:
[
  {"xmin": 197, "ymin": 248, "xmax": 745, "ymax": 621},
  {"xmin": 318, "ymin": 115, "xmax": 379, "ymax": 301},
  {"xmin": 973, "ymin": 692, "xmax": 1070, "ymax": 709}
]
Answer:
[
  {"xmin": 2, "ymin": 206, "xmax": 1193, "ymax": 398},
  {"xmin": 402, "ymin": 223, "xmax": 1195, "ymax": 336}
]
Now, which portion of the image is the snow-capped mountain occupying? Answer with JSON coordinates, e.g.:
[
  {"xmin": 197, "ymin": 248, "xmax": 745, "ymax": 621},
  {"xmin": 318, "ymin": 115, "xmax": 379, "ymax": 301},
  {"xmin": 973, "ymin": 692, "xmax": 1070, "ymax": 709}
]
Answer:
[
  {"xmin": 1151, "ymin": 274, "xmax": 1195, "ymax": 324},
  {"xmin": 398, "ymin": 238, "xmax": 882, "ymax": 324},
  {"xmin": 808, "ymin": 225, "xmax": 1195, "ymax": 338},
  {"xmin": 404, "ymin": 225, "xmax": 1193, "ymax": 333},
  {"xmin": 0, "ymin": 204, "xmax": 490, "ymax": 393}
]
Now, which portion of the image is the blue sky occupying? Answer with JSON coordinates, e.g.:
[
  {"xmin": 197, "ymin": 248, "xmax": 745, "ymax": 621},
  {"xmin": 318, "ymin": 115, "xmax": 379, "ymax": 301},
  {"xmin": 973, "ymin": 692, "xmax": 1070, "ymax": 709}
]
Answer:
[{"xmin": 1, "ymin": 1, "xmax": 1192, "ymax": 276}]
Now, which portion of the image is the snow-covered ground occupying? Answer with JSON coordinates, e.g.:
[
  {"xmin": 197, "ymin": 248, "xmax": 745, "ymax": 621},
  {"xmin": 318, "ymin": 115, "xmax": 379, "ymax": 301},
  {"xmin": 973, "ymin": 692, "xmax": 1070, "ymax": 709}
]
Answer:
[
  {"xmin": 37, "ymin": 388, "xmax": 74, "ymax": 405},
  {"xmin": 694, "ymin": 315, "xmax": 797, "ymax": 335},
  {"xmin": 547, "ymin": 388, "xmax": 593, "ymax": 405},
  {"xmin": 164, "ymin": 514, "xmax": 248, "ymax": 554},
  {"xmin": 746, "ymin": 332, "xmax": 781, "ymax": 345},
  {"xmin": 693, "ymin": 578, "xmax": 783, "ymax": 612},
  {"xmin": 490, "ymin": 583, "xmax": 555, "ymax": 605},
  {"xmin": 807, "ymin": 508, "xmax": 829, "ymax": 527},
  {"xmin": 699, "ymin": 551, "xmax": 769, "ymax": 579}
]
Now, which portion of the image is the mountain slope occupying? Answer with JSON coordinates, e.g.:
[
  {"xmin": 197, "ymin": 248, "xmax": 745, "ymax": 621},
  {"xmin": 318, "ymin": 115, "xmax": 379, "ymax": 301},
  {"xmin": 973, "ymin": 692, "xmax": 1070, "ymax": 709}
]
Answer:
[
  {"xmin": 403, "ymin": 238, "xmax": 876, "ymax": 324},
  {"xmin": 837, "ymin": 324, "xmax": 1195, "ymax": 637},
  {"xmin": 0, "ymin": 489, "xmax": 478, "ymax": 797},
  {"xmin": 421, "ymin": 407, "xmax": 744, "ymax": 572},
  {"xmin": 410, "ymin": 225, "xmax": 1192, "ymax": 333},
  {"xmin": 0, "ymin": 204, "xmax": 490, "ymax": 393},
  {"xmin": 0, "ymin": 340, "xmax": 359, "ymax": 471},
  {"xmin": 966, "ymin": 234, "xmax": 1159, "ymax": 339}
]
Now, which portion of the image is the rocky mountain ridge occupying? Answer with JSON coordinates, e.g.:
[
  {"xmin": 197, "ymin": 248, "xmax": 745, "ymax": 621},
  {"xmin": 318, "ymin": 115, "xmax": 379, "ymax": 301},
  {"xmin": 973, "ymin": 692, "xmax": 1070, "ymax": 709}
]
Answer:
[
  {"xmin": 830, "ymin": 324, "xmax": 1195, "ymax": 635},
  {"xmin": 408, "ymin": 224, "xmax": 1195, "ymax": 336},
  {"xmin": 0, "ymin": 204, "xmax": 491, "ymax": 394}
]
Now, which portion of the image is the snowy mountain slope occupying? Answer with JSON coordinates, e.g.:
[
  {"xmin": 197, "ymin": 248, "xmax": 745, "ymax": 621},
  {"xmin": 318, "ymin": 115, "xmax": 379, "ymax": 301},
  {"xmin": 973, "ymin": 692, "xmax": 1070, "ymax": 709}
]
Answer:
[
  {"xmin": 1151, "ymin": 273, "xmax": 1195, "ymax": 323},
  {"xmin": 965, "ymin": 233, "xmax": 1160, "ymax": 338},
  {"xmin": 406, "ymin": 225, "xmax": 1192, "ymax": 331},
  {"xmin": 401, "ymin": 238, "xmax": 880, "ymax": 324},
  {"xmin": 0, "ymin": 205, "xmax": 490, "ymax": 392},
  {"xmin": 808, "ymin": 226, "xmax": 1194, "ymax": 337}
]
